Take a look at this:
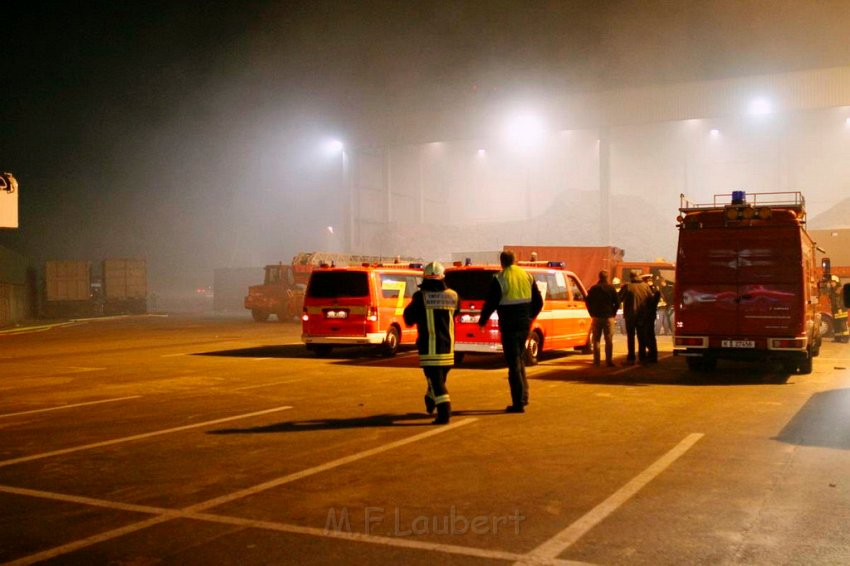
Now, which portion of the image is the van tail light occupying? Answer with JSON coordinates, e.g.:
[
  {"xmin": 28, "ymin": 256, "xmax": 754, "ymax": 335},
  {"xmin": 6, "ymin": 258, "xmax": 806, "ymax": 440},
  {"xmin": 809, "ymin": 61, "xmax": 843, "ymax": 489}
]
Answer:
[
  {"xmin": 675, "ymin": 336, "xmax": 707, "ymax": 347},
  {"xmin": 367, "ymin": 307, "xmax": 378, "ymax": 322},
  {"xmin": 301, "ymin": 307, "xmax": 309, "ymax": 322},
  {"xmin": 770, "ymin": 338, "xmax": 805, "ymax": 350}
]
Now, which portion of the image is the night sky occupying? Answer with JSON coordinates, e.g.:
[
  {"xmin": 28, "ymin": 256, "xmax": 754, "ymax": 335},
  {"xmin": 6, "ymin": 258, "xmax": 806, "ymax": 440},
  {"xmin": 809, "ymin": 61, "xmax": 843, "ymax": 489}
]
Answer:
[{"xmin": 4, "ymin": 0, "xmax": 850, "ymax": 292}]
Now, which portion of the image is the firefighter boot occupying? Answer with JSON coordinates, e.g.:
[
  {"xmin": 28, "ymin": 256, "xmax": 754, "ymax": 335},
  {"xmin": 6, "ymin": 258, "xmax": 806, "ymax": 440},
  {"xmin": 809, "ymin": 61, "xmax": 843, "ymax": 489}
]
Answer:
[{"xmin": 433, "ymin": 402, "xmax": 451, "ymax": 425}]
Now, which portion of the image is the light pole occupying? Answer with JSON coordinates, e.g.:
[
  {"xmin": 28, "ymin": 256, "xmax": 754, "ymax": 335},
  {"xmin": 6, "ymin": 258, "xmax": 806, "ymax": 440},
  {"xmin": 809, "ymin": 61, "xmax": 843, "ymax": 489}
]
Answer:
[
  {"xmin": 504, "ymin": 112, "xmax": 545, "ymax": 220},
  {"xmin": 326, "ymin": 139, "xmax": 352, "ymax": 252}
]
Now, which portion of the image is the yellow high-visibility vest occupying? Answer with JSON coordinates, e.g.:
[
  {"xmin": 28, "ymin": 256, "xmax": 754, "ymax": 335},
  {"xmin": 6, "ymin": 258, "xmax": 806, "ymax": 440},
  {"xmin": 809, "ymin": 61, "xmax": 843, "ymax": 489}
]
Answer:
[{"xmin": 496, "ymin": 265, "xmax": 533, "ymax": 305}]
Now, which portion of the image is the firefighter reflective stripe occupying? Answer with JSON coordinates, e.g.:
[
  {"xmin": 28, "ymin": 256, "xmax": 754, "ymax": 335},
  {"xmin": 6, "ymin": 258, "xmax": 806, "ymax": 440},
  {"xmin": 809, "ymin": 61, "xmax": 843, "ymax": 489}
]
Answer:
[
  {"xmin": 420, "ymin": 353, "xmax": 454, "ymax": 365},
  {"xmin": 835, "ymin": 310, "xmax": 848, "ymax": 320},
  {"xmin": 434, "ymin": 394, "xmax": 450, "ymax": 405},
  {"xmin": 496, "ymin": 265, "xmax": 533, "ymax": 305}
]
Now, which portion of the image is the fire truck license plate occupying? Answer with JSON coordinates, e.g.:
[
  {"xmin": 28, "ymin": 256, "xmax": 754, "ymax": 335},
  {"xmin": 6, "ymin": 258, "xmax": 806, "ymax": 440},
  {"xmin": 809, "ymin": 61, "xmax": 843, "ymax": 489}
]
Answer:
[{"xmin": 722, "ymin": 340, "xmax": 755, "ymax": 348}]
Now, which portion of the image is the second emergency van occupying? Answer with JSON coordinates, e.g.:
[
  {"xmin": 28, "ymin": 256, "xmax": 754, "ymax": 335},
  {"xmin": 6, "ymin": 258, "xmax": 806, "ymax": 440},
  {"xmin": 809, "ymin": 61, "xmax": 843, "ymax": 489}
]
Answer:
[
  {"xmin": 301, "ymin": 264, "xmax": 422, "ymax": 357},
  {"xmin": 445, "ymin": 261, "xmax": 592, "ymax": 365}
]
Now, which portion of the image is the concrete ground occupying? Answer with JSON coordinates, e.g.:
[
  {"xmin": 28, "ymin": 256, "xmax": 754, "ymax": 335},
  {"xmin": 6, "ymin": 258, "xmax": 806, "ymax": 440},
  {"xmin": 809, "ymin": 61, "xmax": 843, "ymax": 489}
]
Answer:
[{"xmin": 1, "ymin": 314, "xmax": 849, "ymax": 565}]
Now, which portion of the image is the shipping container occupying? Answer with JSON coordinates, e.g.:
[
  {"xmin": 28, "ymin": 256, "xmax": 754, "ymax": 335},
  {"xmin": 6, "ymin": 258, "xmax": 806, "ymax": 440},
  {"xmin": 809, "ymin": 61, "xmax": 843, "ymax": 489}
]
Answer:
[
  {"xmin": 43, "ymin": 260, "xmax": 94, "ymax": 318},
  {"xmin": 45, "ymin": 260, "xmax": 91, "ymax": 302},
  {"xmin": 102, "ymin": 258, "xmax": 147, "ymax": 314}
]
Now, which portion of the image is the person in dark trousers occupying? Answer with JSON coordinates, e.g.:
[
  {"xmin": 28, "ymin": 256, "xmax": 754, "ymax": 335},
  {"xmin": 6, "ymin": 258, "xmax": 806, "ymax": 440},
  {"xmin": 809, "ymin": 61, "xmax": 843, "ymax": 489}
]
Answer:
[
  {"xmin": 618, "ymin": 270, "xmax": 653, "ymax": 364},
  {"xmin": 638, "ymin": 273, "xmax": 661, "ymax": 362},
  {"xmin": 478, "ymin": 251, "xmax": 544, "ymax": 413},
  {"xmin": 403, "ymin": 261, "xmax": 460, "ymax": 424},
  {"xmin": 657, "ymin": 277, "xmax": 674, "ymax": 335},
  {"xmin": 828, "ymin": 275, "xmax": 849, "ymax": 343},
  {"xmin": 584, "ymin": 270, "xmax": 620, "ymax": 367}
]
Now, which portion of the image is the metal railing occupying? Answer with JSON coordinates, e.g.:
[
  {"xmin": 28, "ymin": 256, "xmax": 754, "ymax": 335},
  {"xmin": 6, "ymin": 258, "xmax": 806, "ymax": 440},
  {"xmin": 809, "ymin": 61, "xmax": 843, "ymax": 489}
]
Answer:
[{"xmin": 680, "ymin": 191, "xmax": 805, "ymax": 212}]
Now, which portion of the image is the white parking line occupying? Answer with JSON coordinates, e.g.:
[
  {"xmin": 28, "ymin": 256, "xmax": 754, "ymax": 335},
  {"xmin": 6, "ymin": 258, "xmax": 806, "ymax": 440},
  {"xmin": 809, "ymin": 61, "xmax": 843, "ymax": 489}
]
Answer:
[
  {"xmin": 0, "ymin": 322, "xmax": 80, "ymax": 335},
  {"xmin": 186, "ymin": 418, "xmax": 478, "ymax": 512},
  {"xmin": 0, "ymin": 406, "xmax": 292, "ymax": 469},
  {"xmin": 0, "ymin": 472, "xmax": 589, "ymax": 566},
  {"xmin": 522, "ymin": 433, "xmax": 704, "ymax": 562},
  {"xmin": 233, "ymin": 378, "xmax": 311, "ymax": 391},
  {"xmin": 4, "ymin": 418, "xmax": 480, "ymax": 566},
  {"xmin": 0, "ymin": 396, "xmax": 141, "ymax": 419}
]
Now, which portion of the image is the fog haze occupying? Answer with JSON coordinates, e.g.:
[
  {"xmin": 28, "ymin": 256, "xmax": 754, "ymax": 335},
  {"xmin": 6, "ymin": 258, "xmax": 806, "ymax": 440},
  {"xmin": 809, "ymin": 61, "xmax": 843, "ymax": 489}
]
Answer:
[{"xmin": 4, "ymin": 1, "xmax": 850, "ymax": 296}]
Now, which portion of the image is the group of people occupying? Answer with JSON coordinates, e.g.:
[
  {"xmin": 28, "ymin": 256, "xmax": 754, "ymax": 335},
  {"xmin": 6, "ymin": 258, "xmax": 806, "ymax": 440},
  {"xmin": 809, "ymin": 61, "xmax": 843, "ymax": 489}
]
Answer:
[
  {"xmin": 587, "ymin": 269, "xmax": 662, "ymax": 366},
  {"xmin": 402, "ymin": 252, "xmax": 661, "ymax": 426}
]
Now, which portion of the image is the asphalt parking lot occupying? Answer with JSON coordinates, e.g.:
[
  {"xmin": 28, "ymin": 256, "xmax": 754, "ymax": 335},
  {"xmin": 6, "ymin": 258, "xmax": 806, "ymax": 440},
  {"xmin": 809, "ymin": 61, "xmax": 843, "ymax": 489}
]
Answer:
[{"xmin": 1, "ymin": 314, "xmax": 849, "ymax": 565}]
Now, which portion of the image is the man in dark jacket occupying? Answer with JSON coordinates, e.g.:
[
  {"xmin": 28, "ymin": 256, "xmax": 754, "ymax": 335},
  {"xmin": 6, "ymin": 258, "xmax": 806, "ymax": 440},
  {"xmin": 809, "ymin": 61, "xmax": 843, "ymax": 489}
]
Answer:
[
  {"xmin": 584, "ymin": 270, "xmax": 620, "ymax": 367},
  {"xmin": 478, "ymin": 251, "xmax": 544, "ymax": 413},
  {"xmin": 403, "ymin": 261, "xmax": 459, "ymax": 424},
  {"xmin": 638, "ymin": 274, "xmax": 662, "ymax": 362},
  {"xmin": 618, "ymin": 270, "xmax": 654, "ymax": 364}
]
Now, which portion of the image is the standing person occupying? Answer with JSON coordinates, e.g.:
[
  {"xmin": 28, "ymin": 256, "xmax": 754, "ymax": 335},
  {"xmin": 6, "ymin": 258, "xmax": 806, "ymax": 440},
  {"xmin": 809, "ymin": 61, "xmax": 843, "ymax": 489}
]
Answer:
[
  {"xmin": 657, "ymin": 277, "xmax": 674, "ymax": 335},
  {"xmin": 403, "ymin": 261, "xmax": 460, "ymax": 424},
  {"xmin": 618, "ymin": 270, "xmax": 653, "ymax": 364},
  {"xmin": 478, "ymin": 251, "xmax": 544, "ymax": 413},
  {"xmin": 828, "ymin": 275, "xmax": 849, "ymax": 343},
  {"xmin": 639, "ymin": 274, "xmax": 661, "ymax": 363},
  {"xmin": 584, "ymin": 270, "xmax": 620, "ymax": 367}
]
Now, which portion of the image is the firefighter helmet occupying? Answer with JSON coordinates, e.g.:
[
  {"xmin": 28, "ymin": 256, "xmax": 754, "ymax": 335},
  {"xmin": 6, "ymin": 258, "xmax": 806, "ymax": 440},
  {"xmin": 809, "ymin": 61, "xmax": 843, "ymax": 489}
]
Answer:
[
  {"xmin": 832, "ymin": 275, "xmax": 840, "ymax": 283},
  {"xmin": 423, "ymin": 261, "xmax": 445, "ymax": 279}
]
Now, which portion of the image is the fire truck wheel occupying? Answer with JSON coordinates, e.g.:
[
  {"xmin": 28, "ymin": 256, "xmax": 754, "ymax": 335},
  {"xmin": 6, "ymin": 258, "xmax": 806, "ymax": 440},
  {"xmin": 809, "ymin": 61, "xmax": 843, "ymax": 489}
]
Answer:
[
  {"xmin": 251, "ymin": 309, "xmax": 270, "ymax": 322},
  {"xmin": 314, "ymin": 345, "xmax": 333, "ymax": 357},
  {"xmin": 381, "ymin": 326, "xmax": 400, "ymax": 357},
  {"xmin": 524, "ymin": 331, "xmax": 542, "ymax": 366}
]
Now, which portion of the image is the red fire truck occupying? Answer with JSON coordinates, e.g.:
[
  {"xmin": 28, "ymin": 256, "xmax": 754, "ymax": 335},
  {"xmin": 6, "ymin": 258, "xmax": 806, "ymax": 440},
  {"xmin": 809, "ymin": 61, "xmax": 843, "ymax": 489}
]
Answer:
[
  {"xmin": 673, "ymin": 191, "xmax": 823, "ymax": 374},
  {"xmin": 244, "ymin": 263, "xmax": 302, "ymax": 322},
  {"xmin": 246, "ymin": 252, "xmax": 421, "ymax": 323}
]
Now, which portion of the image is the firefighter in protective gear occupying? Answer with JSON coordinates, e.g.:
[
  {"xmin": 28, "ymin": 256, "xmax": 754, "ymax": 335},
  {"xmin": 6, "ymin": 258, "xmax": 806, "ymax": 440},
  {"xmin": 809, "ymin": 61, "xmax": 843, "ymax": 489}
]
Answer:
[
  {"xmin": 403, "ymin": 261, "xmax": 460, "ymax": 424},
  {"xmin": 478, "ymin": 251, "xmax": 544, "ymax": 413},
  {"xmin": 829, "ymin": 275, "xmax": 849, "ymax": 343}
]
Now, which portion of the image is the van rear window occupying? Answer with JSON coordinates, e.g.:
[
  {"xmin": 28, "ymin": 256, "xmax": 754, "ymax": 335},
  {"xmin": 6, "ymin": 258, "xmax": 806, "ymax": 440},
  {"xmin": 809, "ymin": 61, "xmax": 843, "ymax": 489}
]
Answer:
[
  {"xmin": 307, "ymin": 271, "xmax": 369, "ymax": 298},
  {"xmin": 445, "ymin": 270, "xmax": 496, "ymax": 300}
]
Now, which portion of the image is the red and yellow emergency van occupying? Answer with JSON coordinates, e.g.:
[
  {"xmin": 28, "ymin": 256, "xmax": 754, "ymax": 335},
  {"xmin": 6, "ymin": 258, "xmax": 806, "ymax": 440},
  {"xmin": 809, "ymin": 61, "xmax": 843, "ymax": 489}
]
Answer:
[
  {"xmin": 445, "ymin": 261, "xmax": 592, "ymax": 365},
  {"xmin": 301, "ymin": 264, "xmax": 423, "ymax": 357},
  {"xmin": 673, "ymin": 191, "xmax": 822, "ymax": 374}
]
